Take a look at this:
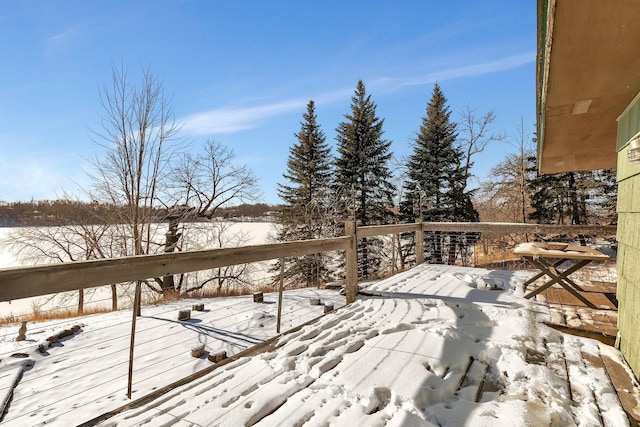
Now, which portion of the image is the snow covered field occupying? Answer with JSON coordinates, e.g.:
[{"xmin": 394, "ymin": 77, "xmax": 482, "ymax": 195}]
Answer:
[{"xmin": 0, "ymin": 222, "xmax": 275, "ymax": 270}]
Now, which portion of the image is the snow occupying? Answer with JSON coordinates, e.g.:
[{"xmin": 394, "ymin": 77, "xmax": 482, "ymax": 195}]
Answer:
[
  {"xmin": 0, "ymin": 226, "xmax": 632, "ymax": 426},
  {"xmin": 0, "ymin": 288, "xmax": 346, "ymax": 426}
]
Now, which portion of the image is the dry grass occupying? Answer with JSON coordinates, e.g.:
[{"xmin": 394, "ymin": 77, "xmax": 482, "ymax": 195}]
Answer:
[
  {"xmin": 0, "ymin": 305, "xmax": 114, "ymax": 327},
  {"xmin": 474, "ymin": 249, "xmax": 521, "ymax": 265}
]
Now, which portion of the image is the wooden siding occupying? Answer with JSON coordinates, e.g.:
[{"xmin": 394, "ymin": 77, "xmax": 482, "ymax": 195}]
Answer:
[
  {"xmin": 617, "ymin": 91, "xmax": 640, "ymax": 151},
  {"xmin": 617, "ymin": 130, "xmax": 640, "ymax": 376}
]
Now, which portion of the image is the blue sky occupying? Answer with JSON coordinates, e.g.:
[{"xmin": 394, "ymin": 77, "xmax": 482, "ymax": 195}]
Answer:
[{"xmin": 0, "ymin": 1, "xmax": 536, "ymax": 205}]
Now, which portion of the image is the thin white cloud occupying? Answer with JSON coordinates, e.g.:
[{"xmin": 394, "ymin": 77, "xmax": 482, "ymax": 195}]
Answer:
[
  {"xmin": 372, "ymin": 52, "xmax": 535, "ymax": 92},
  {"xmin": 44, "ymin": 26, "xmax": 80, "ymax": 57},
  {"xmin": 181, "ymin": 99, "xmax": 307, "ymax": 135},
  {"xmin": 181, "ymin": 52, "xmax": 535, "ymax": 136}
]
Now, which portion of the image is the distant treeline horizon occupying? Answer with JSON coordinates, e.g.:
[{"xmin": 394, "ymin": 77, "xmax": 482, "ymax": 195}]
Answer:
[{"xmin": 0, "ymin": 200, "xmax": 279, "ymax": 227}]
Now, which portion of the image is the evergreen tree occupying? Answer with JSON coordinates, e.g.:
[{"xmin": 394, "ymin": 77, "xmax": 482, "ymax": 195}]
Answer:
[
  {"xmin": 276, "ymin": 100, "xmax": 334, "ymax": 287},
  {"xmin": 333, "ymin": 80, "xmax": 395, "ymax": 278},
  {"xmin": 593, "ymin": 168, "xmax": 617, "ymax": 224},
  {"xmin": 401, "ymin": 84, "xmax": 459, "ymax": 224},
  {"xmin": 527, "ymin": 156, "xmax": 559, "ymax": 223},
  {"xmin": 527, "ymin": 160, "xmax": 617, "ymax": 226},
  {"xmin": 401, "ymin": 83, "xmax": 476, "ymax": 264}
]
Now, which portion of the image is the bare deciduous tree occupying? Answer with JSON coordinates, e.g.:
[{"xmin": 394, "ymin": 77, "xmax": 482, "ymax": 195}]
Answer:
[
  {"xmin": 168, "ymin": 140, "xmax": 259, "ymax": 220},
  {"xmin": 456, "ymin": 107, "xmax": 505, "ymax": 190},
  {"xmin": 6, "ymin": 216, "xmax": 123, "ymax": 313},
  {"xmin": 88, "ymin": 65, "xmax": 182, "ymax": 258},
  {"xmin": 178, "ymin": 221, "xmax": 254, "ymax": 294},
  {"xmin": 477, "ymin": 118, "xmax": 535, "ymax": 224},
  {"xmin": 6, "ymin": 65, "xmax": 260, "ymax": 315}
]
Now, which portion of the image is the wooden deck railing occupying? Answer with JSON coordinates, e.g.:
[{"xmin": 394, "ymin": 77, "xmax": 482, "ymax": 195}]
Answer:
[{"xmin": 0, "ymin": 221, "xmax": 616, "ymax": 306}]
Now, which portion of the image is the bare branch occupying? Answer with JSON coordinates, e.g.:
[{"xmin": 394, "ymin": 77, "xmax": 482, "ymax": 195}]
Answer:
[{"xmin": 456, "ymin": 106, "xmax": 506, "ymax": 189}]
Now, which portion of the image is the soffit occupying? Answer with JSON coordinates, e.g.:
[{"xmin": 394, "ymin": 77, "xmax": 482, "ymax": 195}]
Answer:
[{"xmin": 538, "ymin": 0, "xmax": 640, "ymax": 173}]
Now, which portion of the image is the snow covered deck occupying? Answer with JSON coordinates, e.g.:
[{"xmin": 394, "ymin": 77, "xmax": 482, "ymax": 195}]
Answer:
[
  {"xmin": 0, "ymin": 288, "xmax": 347, "ymax": 426},
  {"xmin": 97, "ymin": 264, "xmax": 639, "ymax": 426}
]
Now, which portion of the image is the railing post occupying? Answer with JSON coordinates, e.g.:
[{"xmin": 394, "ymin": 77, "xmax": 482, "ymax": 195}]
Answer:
[
  {"xmin": 127, "ymin": 281, "xmax": 142, "ymax": 399},
  {"xmin": 345, "ymin": 221, "xmax": 358, "ymax": 304},
  {"xmin": 416, "ymin": 218, "xmax": 424, "ymax": 265},
  {"xmin": 276, "ymin": 257, "xmax": 285, "ymax": 333},
  {"xmin": 391, "ymin": 233, "xmax": 397, "ymax": 274}
]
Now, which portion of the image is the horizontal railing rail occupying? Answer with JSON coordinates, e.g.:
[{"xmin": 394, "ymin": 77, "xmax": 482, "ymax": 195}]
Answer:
[
  {"xmin": 0, "ymin": 236, "xmax": 352, "ymax": 303},
  {"xmin": 0, "ymin": 221, "xmax": 617, "ymax": 304},
  {"xmin": 419, "ymin": 222, "xmax": 616, "ymax": 235},
  {"xmin": 356, "ymin": 222, "xmax": 421, "ymax": 238}
]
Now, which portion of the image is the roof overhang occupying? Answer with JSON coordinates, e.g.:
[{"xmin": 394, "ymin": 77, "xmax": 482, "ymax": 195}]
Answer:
[{"xmin": 537, "ymin": 0, "xmax": 640, "ymax": 173}]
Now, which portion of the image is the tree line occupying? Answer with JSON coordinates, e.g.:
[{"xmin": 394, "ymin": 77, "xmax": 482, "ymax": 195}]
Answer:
[
  {"xmin": 476, "ymin": 126, "xmax": 616, "ymax": 227},
  {"xmin": 275, "ymin": 81, "xmax": 616, "ymax": 287},
  {"xmin": 0, "ymin": 200, "xmax": 276, "ymax": 227},
  {"xmin": 276, "ymin": 81, "xmax": 496, "ymax": 286}
]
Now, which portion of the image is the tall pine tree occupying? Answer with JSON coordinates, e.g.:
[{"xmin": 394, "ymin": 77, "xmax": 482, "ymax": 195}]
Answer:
[
  {"xmin": 401, "ymin": 83, "xmax": 476, "ymax": 264},
  {"xmin": 276, "ymin": 100, "xmax": 334, "ymax": 287},
  {"xmin": 333, "ymin": 80, "xmax": 395, "ymax": 278}
]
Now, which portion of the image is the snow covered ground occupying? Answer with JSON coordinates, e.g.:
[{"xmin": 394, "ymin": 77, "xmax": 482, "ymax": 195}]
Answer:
[{"xmin": 0, "ymin": 263, "xmax": 630, "ymax": 426}]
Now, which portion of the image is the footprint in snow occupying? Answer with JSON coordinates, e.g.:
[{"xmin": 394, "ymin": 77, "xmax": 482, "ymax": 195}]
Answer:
[
  {"xmin": 381, "ymin": 323, "xmax": 415, "ymax": 335},
  {"xmin": 344, "ymin": 340, "xmax": 365, "ymax": 353}
]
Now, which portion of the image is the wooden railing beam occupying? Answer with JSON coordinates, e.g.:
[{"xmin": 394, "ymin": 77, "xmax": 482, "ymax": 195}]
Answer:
[
  {"xmin": 415, "ymin": 218, "xmax": 424, "ymax": 265},
  {"xmin": 345, "ymin": 221, "xmax": 358, "ymax": 305},
  {"xmin": 0, "ymin": 222, "xmax": 617, "ymax": 304},
  {"xmin": 420, "ymin": 222, "xmax": 616, "ymax": 235},
  {"xmin": 0, "ymin": 237, "xmax": 350, "ymax": 302},
  {"xmin": 357, "ymin": 223, "xmax": 420, "ymax": 238}
]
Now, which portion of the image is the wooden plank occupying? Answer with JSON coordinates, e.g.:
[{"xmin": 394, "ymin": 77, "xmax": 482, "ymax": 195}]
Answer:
[
  {"xmin": 549, "ymin": 307, "xmax": 567, "ymax": 325},
  {"xmin": 420, "ymin": 222, "xmax": 616, "ymax": 236},
  {"xmin": 0, "ymin": 237, "xmax": 351, "ymax": 302},
  {"xmin": 600, "ymin": 351, "xmax": 640, "ymax": 423},
  {"xmin": 415, "ymin": 219, "xmax": 424, "ymax": 265},
  {"xmin": 345, "ymin": 221, "xmax": 358, "ymax": 305},
  {"xmin": 588, "ymin": 293, "xmax": 616, "ymax": 310},
  {"xmin": 544, "ymin": 287, "xmax": 562, "ymax": 305},
  {"xmin": 359, "ymin": 222, "xmax": 615, "ymax": 238},
  {"xmin": 557, "ymin": 288, "xmax": 587, "ymax": 307},
  {"xmin": 357, "ymin": 223, "xmax": 420, "ymax": 238},
  {"xmin": 545, "ymin": 285, "xmax": 615, "ymax": 310},
  {"xmin": 544, "ymin": 338, "xmax": 571, "ymax": 399},
  {"xmin": 587, "ymin": 281, "xmax": 617, "ymax": 293}
]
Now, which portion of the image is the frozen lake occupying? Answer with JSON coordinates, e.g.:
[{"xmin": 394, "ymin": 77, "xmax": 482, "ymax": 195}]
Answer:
[{"xmin": 0, "ymin": 222, "xmax": 276, "ymax": 317}]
